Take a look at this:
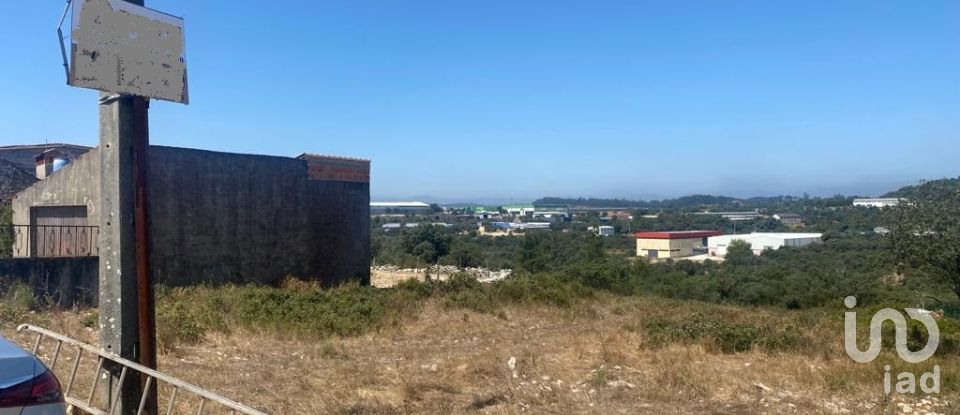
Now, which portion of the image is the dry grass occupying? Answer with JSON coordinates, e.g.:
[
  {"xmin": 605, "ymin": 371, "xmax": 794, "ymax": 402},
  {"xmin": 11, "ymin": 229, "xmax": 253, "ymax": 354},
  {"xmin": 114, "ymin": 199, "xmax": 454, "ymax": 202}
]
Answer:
[{"xmin": 3, "ymin": 295, "xmax": 959, "ymax": 414}]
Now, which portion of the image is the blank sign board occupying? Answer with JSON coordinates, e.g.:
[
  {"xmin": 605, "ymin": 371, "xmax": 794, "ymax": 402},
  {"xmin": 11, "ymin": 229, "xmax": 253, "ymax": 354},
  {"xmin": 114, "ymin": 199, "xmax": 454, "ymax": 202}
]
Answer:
[{"xmin": 70, "ymin": 0, "xmax": 188, "ymax": 104}]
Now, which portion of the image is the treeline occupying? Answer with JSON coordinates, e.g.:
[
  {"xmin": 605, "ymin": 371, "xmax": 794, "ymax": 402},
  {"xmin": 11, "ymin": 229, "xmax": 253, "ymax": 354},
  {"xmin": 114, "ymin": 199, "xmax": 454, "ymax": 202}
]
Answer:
[
  {"xmin": 534, "ymin": 194, "xmax": 856, "ymax": 211},
  {"xmin": 372, "ymin": 225, "xmax": 618, "ymax": 270},
  {"xmin": 513, "ymin": 232, "xmax": 939, "ymax": 310},
  {"xmin": 637, "ymin": 237, "xmax": 921, "ymax": 309},
  {"xmin": 372, "ymin": 222, "xmax": 950, "ymax": 311},
  {"xmin": 534, "ymin": 195, "xmax": 740, "ymax": 209},
  {"xmin": 533, "ymin": 178, "xmax": 960, "ymax": 213}
]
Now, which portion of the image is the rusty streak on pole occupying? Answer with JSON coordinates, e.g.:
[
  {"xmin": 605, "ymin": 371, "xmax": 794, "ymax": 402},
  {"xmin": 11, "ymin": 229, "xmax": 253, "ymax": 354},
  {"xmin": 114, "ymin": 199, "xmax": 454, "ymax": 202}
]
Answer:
[
  {"xmin": 123, "ymin": 0, "xmax": 156, "ymax": 372},
  {"xmin": 132, "ymin": 95, "xmax": 158, "ymax": 414},
  {"xmin": 118, "ymin": 1, "xmax": 157, "ymax": 413}
]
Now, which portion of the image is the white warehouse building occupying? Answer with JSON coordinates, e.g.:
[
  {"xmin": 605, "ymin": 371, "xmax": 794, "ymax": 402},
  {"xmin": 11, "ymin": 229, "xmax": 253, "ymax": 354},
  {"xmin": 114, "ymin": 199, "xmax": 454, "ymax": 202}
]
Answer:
[
  {"xmin": 853, "ymin": 198, "xmax": 901, "ymax": 208},
  {"xmin": 708, "ymin": 232, "xmax": 823, "ymax": 257},
  {"xmin": 370, "ymin": 201, "xmax": 434, "ymax": 216}
]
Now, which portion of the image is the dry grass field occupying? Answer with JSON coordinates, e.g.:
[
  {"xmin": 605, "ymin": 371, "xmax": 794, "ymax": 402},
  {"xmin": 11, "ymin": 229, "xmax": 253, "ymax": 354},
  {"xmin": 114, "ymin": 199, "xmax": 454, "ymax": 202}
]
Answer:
[{"xmin": 2, "ymin": 292, "xmax": 958, "ymax": 415}]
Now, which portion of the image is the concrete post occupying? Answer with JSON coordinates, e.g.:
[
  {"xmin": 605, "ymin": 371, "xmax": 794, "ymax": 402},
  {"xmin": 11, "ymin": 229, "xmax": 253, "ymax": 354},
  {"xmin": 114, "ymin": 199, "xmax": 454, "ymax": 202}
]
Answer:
[{"xmin": 98, "ymin": 93, "xmax": 144, "ymax": 413}]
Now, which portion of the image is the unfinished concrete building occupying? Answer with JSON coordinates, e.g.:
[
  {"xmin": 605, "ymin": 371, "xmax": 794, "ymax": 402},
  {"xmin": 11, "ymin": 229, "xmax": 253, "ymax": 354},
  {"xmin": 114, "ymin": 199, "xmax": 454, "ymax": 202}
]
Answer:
[{"xmin": 11, "ymin": 145, "xmax": 370, "ymax": 287}]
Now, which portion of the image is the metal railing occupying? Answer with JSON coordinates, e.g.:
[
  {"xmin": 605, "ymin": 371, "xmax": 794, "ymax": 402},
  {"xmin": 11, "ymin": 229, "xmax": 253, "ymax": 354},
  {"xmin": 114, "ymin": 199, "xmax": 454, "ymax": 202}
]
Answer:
[
  {"xmin": 0, "ymin": 225, "xmax": 99, "ymax": 258},
  {"xmin": 17, "ymin": 324, "xmax": 269, "ymax": 415}
]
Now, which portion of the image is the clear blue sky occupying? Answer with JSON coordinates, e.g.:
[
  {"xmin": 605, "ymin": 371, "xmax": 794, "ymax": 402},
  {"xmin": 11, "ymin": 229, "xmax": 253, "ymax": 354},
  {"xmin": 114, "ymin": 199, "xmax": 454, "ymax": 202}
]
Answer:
[{"xmin": 1, "ymin": 1, "xmax": 958, "ymax": 202}]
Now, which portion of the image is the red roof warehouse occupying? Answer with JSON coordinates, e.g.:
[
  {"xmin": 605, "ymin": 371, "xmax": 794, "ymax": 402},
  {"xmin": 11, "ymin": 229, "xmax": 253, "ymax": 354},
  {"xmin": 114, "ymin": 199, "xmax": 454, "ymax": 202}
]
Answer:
[
  {"xmin": 633, "ymin": 230, "xmax": 723, "ymax": 239},
  {"xmin": 633, "ymin": 230, "xmax": 724, "ymax": 260}
]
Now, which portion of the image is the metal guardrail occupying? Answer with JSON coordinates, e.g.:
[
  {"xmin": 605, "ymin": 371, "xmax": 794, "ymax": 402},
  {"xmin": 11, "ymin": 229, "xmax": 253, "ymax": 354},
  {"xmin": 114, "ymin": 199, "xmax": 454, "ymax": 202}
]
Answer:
[
  {"xmin": 0, "ymin": 225, "xmax": 99, "ymax": 258},
  {"xmin": 17, "ymin": 324, "xmax": 269, "ymax": 415}
]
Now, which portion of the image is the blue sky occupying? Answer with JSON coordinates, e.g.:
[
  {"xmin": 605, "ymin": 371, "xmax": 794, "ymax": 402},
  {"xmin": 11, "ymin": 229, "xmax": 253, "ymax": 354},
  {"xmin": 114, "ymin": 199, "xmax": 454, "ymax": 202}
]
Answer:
[{"xmin": 1, "ymin": 1, "xmax": 958, "ymax": 202}]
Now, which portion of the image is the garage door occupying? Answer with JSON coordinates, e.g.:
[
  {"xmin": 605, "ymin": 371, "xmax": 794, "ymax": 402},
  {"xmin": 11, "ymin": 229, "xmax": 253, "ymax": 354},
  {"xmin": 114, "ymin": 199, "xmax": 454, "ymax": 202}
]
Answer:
[{"xmin": 30, "ymin": 206, "xmax": 94, "ymax": 257}]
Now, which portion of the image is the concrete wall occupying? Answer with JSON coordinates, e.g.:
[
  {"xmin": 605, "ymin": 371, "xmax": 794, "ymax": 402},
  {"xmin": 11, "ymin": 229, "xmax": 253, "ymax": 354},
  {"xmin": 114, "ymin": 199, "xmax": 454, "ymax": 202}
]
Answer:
[
  {"xmin": 306, "ymin": 180, "xmax": 370, "ymax": 285},
  {"xmin": 0, "ymin": 257, "xmax": 98, "ymax": 307},
  {"xmin": 12, "ymin": 145, "xmax": 370, "ymax": 287},
  {"xmin": 147, "ymin": 146, "xmax": 314, "ymax": 285},
  {"xmin": 12, "ymin": 150, "xmax": 100, "ymax": 228}
]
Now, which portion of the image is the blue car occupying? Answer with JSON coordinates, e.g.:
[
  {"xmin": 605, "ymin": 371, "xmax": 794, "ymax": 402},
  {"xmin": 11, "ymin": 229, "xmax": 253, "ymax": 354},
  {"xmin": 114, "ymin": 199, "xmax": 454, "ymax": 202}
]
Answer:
[{"xmin": 0, "ymin": 336, "xmax": 65, "ymax": 415}]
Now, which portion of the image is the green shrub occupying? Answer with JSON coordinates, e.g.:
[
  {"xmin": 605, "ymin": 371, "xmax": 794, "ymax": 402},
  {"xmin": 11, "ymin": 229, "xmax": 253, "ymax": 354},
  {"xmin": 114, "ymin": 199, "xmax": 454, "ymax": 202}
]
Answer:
[
  {"xmin": 712, "ymin": 324, "xmax": 761, "ymax": 353},
  {"xmin": 3, "ymin": 283, "xmax": 37, "ymax": 311},
  {"xmin": 156, "ymin": 300, "xmax": 205, "ymax": 352},
  {"xmin": 641, "ymin": 313, "xmax": 809, "ymax": 354},
  {"xmin": 0, "ymin": 205, "xmax": 11, "ymax": 258}
]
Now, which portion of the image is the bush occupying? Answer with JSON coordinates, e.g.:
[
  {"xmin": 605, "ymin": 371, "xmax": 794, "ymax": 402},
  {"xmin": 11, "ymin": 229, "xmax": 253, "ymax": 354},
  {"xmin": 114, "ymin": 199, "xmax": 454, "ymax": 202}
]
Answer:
[
  {"xmin": 0, "ymin": 205, "xmax": 11, "ymax": 258},
  {"xmin": 492, "ymin": 274, "xmax": 591, "ymax": 308},
  {"xmin": 147, "ymin": 271, "xmax": 600, "ymax": 347},
  {"xmin": 156, "ymin": 301, "xmax": 204, "ymax": 353},
  {"xmin": 0, "ymin": 283, "xmax": 38, "ymax": 327},
  {"xmin": 640, "ymin": 313, "xmax": 808, "ymax": 354}
]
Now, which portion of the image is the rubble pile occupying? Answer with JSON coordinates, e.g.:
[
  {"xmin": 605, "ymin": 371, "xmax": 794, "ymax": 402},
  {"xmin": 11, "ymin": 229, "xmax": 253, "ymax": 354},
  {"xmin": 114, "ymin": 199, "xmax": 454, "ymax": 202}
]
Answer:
[{"xmin": 370, "ymin": 265, "xmax": 513, "ymax": 287}]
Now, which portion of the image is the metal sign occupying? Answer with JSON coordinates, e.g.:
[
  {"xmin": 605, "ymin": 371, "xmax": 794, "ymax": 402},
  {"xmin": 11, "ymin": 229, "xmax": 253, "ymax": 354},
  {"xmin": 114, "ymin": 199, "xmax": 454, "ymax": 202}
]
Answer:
[{"xmin": 69, "ymin": 0, "xmax": 188, "ymax": 104}]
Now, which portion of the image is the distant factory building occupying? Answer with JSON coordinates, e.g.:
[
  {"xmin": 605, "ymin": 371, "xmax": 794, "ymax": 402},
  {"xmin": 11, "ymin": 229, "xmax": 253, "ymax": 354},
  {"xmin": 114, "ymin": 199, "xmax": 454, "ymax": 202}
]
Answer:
[
  {"xmin": 707, "ymin": 232, "xmax": 823, "ymax": 257},
  {"xmin": 503, "ymin": 204, "xmax": 535, "ymax": 216},
  {"xmin": 773, "ymin": 213, "xmax": 804, "ymax": 227},
  {"xmin": 568, "ymin": 207, "xmax": 634, "ymax": 220},
  {"xmin": 473, "ymin": 207, "xmax": 502, "ymax": 220},
  {"xmin": 381, "ymin": 222, "xmax": 450, "ymax": 231},
  {"xmin": 533, "ymin": 203, "xmax": 570, "ymax": 214},
  {"xmin": 694, "ymin": 211, "xmax": 764, "ymax": 221},
  {"xmin": 532, "ymin": 211, "xmax": 569, "ymax": 222},
  {"xmin": 634, "ymin": 230, "xmax": 723, "ymax": 260},
  {"xmin": 853, "ymin": 198, "xmax": 901, "ymax": 208},
  {"xmin": 479, "ymin": 221, "xmax": 551, "ymax": 236},
  {"xmin": 605, "ymin": 211, "xmax": 633, "ymax": 221},
  {"xmin": 598, "ymin": 226, "xmax": 615, "ymax": 237},
  {"xmin": 370, "ymin": 201, "xmax": 434, "ymax": 216},
  {"xmin": 492, "ymin": 222, "xmax": 551, "ymax": 231}
]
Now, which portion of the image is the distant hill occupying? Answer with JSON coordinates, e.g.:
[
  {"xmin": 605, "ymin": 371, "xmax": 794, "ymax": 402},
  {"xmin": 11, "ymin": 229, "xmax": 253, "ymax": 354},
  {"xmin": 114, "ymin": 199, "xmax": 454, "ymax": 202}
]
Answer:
[
  {"xmin": 534, "ymin": 193, "xmax": 857, "ymax": 211},
  {"xmin": 534, "ymin": 197, "xmax": 650, "ymax": 208},
  {"xmin": 884, "ymin": 177, "xmax": 960, "ymax": 198},
  {"xmin": 535, "ymin": 195, "xmax": 744, "ymax": 209}
]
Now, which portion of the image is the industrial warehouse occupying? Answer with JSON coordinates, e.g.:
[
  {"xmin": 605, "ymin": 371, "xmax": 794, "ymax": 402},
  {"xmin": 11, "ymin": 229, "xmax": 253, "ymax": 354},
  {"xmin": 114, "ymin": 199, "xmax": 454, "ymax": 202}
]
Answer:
[
  {"xmin": 634, "ymin": 230, "xmax": 723, "ymax": 259},
  {"xmin": 707, "ymin": 232, "xmax": 823, "ymax": 257},
  {"xmin": 634, "ymin": 230, "xmax": 823, "ymax": 260},
  {"xmin": 370, "ymin": 201, "xmax": 434, "ymax": 216}
]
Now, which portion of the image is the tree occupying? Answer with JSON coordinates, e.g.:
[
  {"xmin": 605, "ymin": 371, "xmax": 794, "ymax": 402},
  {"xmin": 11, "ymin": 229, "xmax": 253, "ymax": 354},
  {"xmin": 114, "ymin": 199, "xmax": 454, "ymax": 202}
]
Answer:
[
  {"xmin": 448, "ymin": 241, "xmax": 482, "ymax": 268},
  {"xmin": 888, "ymin": 178, "xmax": 960, "ymax": 301},
  {"xmin": 400, "ymin": 225, "xmax": 452, "ymax": 264},
  {"xmin": 725, "ymin": 239, "xmax": 755, "ymax": 268},
  {"xmin": 412, "ymin": 241, "xmax": 437, "ymax": 264}
]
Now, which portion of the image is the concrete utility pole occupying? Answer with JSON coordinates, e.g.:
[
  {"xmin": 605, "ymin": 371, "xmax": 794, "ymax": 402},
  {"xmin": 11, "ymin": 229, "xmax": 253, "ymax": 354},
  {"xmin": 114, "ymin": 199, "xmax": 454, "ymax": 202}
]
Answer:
[
  {"xmin": 98, "ymin": 93, "xmax": 145, "ymax": 414},
  {"xmin": 97, "ymin": 2, "xmax": 158, "ymax": 413}
]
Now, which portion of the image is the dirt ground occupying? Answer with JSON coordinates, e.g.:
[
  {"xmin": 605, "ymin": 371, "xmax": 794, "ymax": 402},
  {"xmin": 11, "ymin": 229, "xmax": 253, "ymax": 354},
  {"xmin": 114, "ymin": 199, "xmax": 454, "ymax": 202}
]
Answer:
[{"xmin": 3, "ymin": 296, "xmax": 958, "ymax": 415}]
